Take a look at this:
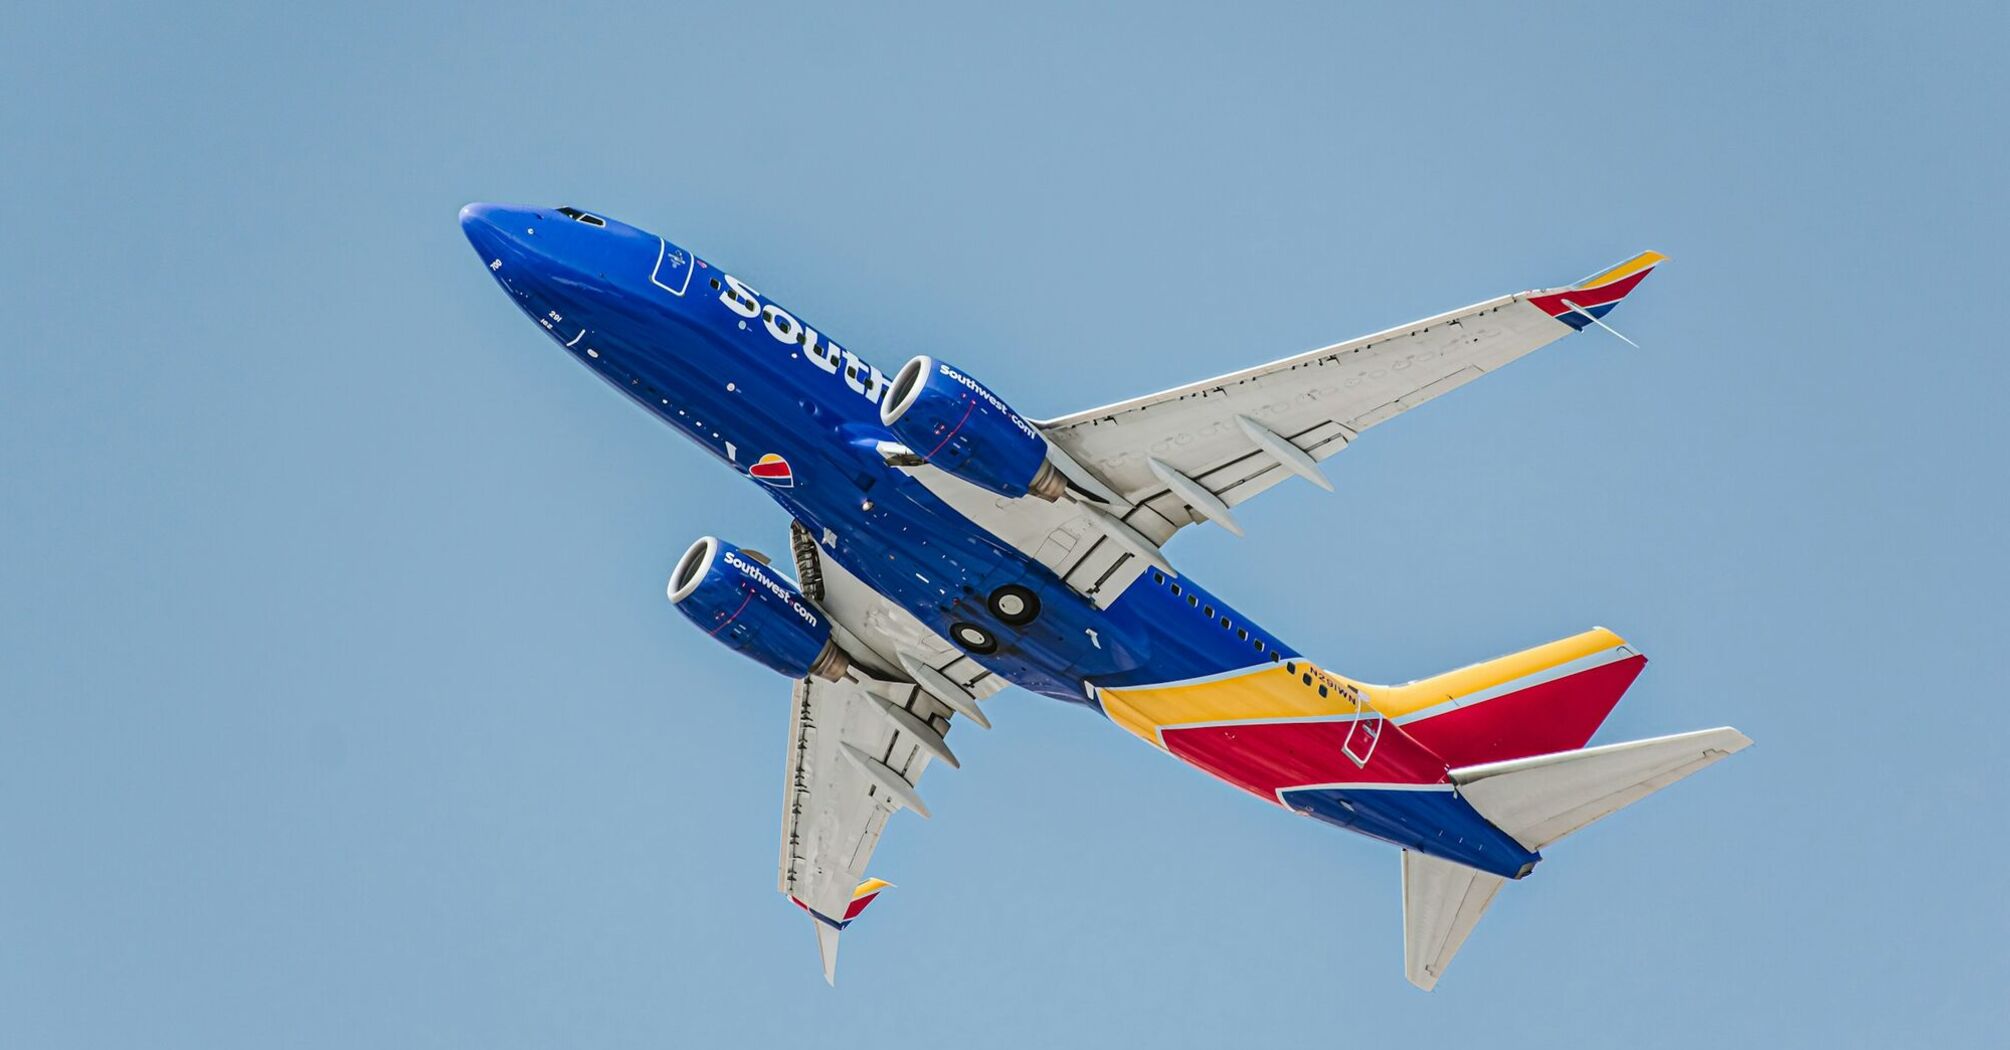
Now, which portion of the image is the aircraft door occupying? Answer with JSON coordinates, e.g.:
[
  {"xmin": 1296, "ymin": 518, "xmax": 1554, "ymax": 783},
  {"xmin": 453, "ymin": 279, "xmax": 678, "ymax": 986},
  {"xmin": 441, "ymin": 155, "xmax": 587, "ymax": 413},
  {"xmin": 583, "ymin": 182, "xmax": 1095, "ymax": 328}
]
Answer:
[{"xmin": 1334, "ymin": 679, "xmax": 1383, "ymax": 769}]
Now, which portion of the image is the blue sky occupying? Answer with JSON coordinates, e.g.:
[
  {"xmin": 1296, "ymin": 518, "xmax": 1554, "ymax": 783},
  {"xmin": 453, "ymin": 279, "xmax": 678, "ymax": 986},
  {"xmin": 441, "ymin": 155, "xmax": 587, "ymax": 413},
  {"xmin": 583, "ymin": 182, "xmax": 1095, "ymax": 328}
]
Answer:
[{"xmin": 4, "ymin": 2, "xmax": 2005, "ymax": 1046}]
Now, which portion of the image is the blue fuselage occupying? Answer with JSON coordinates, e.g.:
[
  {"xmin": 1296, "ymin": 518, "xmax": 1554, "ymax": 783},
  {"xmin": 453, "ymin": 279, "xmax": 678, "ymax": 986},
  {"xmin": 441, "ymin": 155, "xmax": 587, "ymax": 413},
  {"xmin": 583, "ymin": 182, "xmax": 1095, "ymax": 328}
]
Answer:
[
  {"xmin": 460, "ymin": 204, "xmax": 1303, "ymax": 703},
  {"xmin": 461, "ymin": 202, "xmax": 1543, "ymax": 880}
]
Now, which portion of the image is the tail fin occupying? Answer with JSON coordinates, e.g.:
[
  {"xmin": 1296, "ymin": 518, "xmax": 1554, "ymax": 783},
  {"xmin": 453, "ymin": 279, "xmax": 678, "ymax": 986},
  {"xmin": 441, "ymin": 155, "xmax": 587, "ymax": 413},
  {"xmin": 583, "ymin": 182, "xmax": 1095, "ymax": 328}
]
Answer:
[
  {"xmin": 1398, "ymin": 727, "xmax": 1751, "ymax": 989},
  {"xmin": 1361, "ymin": 628, "xmax": 1647, "ymax": 768}
]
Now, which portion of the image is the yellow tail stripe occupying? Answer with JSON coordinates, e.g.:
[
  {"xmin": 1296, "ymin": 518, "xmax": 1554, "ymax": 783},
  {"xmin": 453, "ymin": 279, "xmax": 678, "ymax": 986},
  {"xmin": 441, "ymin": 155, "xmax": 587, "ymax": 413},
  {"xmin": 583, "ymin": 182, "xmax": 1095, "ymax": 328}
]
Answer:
[
  {"xmin": 1364, "ymin": 628, "xmax": 1625, "ymax": 718},
  {"xmin": 1102, "ymin": 665, "xmax": 1336, "ymax": 743},
  {"xmin": 1099, "ymin": 628, "xmax": 1627, "ymax": 745}
]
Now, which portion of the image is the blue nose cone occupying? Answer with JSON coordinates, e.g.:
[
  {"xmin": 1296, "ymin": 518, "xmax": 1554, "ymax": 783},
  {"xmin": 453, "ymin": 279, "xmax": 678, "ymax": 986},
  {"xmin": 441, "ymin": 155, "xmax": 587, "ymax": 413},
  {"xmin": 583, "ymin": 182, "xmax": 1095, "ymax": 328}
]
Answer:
[{"xmin": 460, "ymin": 201, "xmax": 508, "ymax": 257}]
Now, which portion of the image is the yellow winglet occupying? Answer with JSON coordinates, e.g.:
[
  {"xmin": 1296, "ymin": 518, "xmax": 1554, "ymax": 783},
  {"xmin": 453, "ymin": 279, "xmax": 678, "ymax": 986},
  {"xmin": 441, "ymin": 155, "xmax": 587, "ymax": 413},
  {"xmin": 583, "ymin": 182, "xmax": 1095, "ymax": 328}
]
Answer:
[{"xmin": 1574, "ymin": 250, "xmax": 1666, "ymax": 291}]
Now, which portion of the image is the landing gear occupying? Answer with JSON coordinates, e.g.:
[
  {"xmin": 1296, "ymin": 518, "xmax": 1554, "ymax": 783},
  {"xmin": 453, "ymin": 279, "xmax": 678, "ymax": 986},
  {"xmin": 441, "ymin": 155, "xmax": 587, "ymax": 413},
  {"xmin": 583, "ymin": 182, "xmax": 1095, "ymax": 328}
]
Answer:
[
  {"xmin": 986, "ymin": 584, "xmax": 1041, "ymax": 626},
  {"xmin": 949, "ymin": 621, "xmax": 998, "ymax": 654}
]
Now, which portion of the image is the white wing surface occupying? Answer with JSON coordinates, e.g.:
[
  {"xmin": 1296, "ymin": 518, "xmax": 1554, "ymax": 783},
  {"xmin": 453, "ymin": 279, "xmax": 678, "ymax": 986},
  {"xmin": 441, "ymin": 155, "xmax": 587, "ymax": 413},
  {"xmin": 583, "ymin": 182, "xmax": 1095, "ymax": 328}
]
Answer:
[
  {"xmin": 776, "ymin": 524, "xmax": 1006, "ymax": 982},
  {"xmin": 1039, "ymin": 253, "xmax": 1665, "ymax": 541}
]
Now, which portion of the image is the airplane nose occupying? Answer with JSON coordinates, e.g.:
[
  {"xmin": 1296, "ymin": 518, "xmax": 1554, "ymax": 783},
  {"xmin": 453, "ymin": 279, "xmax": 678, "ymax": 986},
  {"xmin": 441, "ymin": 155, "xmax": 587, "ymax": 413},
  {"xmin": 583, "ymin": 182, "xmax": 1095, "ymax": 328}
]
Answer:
[{"xmin": 460, "ymin": 201, "xmax": 503, "ymax": 251}]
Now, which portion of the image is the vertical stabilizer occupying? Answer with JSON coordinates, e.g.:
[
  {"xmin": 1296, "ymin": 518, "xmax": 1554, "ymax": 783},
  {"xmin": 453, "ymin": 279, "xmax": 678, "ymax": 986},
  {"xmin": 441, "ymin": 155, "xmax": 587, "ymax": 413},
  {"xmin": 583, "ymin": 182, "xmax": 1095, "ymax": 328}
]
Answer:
[{"xmin": 1372, "ymin": 628, "xmax": 1647, "ymax": 769}]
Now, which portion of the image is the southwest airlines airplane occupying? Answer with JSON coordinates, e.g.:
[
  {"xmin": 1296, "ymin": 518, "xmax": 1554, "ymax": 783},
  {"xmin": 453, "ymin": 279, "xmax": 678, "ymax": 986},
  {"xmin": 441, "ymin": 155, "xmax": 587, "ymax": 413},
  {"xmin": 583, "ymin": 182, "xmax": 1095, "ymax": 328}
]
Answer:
[{"xmin": 459, "ymin": 203, "xmax": 1749, "ymax": 990}]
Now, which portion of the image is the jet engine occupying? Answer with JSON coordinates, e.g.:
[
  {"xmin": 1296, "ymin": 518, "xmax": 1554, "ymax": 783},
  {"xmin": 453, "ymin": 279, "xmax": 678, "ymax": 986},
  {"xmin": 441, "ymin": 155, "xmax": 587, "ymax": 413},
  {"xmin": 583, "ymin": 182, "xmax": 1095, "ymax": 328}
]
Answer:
[
  {"xmin": 667, "ymin": 536, "xmax": 849, "ymax": 680},
  {"xmin": 879, "ymin": 356, "xmax": 1065, "ymax": 500}
]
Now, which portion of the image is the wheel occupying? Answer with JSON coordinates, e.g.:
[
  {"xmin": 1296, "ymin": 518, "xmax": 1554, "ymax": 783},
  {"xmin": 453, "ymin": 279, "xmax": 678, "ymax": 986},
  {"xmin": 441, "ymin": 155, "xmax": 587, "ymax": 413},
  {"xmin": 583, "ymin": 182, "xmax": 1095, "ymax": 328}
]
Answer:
[
  {"xmin": 949, "ymin": 621, "xmax": 998, "ymax": 654},
  {"xmin": 987, "ymin": 584, "xmax": 1041, "ymax": 626}
]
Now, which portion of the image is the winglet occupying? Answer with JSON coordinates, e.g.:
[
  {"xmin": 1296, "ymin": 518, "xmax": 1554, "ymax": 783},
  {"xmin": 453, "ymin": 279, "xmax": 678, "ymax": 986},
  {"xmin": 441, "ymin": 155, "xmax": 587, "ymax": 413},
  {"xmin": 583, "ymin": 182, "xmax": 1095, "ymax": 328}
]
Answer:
[
  {"xmin": 843, "ymin": 877, "xmax": 893, "ymax": 922},
  {"xmin": 814, "ymin": 920, "xmax": 842, "ymax": 985},
  {"xmin": 1528, "ymin": 250, "xmax": 1666, "ymax": 331},
  {"xmin": 795, "ymin": 878, "xmax": 894, "ymax": 985}
]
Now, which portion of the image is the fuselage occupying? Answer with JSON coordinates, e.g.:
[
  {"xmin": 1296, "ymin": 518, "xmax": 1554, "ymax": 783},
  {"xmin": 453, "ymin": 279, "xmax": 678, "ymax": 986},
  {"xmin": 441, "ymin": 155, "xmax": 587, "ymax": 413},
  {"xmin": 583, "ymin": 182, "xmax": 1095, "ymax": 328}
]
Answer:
[{"xmin": 461, "ymin": 203, "xmax": 1543, "ymax": 878}]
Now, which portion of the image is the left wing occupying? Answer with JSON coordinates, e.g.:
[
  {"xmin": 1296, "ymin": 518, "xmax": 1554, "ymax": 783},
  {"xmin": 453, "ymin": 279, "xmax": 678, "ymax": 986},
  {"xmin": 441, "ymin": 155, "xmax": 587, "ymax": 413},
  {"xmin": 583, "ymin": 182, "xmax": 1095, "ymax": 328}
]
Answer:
[
  {"xmin": 1038, "ymin": 252, "xmax": 1664, "ymax": 541},
  {"xmin": 779, "ymin": 524, "xmax": 1006, "ymax": 983},
  {"xmin": 779, "ymin": 671, "xmax": 948, "ymax": 983}
]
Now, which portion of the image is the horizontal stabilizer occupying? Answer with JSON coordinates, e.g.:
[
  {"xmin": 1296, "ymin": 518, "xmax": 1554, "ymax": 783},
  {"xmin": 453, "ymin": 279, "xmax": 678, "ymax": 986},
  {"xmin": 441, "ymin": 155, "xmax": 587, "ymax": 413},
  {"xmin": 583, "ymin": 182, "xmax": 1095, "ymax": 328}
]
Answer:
[
  {"xmin": 1452, "ymin": 727, "xmax": 1752, "ymax": 851},
  {"xmin": 1402, "ymin": 850, "xmax": 1507, "ymax": 991}
]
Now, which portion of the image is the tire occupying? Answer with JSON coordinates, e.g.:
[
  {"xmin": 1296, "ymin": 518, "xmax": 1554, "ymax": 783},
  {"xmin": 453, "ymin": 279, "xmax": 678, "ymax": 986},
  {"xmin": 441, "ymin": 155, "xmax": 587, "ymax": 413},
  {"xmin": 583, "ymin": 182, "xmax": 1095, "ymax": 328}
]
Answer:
[
  {"xmin": 987, "ymin": 584, "xmax": 1041, "ymax": 626},
  {"xmin": 949, "ymin": 621, "xmax": 998, "ymax": 654}
]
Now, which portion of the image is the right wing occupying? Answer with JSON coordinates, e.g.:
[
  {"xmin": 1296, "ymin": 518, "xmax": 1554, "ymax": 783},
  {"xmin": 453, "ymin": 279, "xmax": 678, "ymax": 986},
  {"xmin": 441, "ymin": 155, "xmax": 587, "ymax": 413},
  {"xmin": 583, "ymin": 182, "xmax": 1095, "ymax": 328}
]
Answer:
[{"xmin": 1039, "ymin": 252, "xmax": 1665, "ymax": 541}]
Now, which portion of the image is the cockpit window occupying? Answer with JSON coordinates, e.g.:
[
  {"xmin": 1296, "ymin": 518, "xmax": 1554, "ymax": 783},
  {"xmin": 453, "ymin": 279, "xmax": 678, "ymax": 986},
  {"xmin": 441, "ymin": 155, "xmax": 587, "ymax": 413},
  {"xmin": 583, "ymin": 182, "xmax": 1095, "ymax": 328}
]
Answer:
[{"xmin": 556, "ymin": 206, "xmax": 606, "ymax": 227}]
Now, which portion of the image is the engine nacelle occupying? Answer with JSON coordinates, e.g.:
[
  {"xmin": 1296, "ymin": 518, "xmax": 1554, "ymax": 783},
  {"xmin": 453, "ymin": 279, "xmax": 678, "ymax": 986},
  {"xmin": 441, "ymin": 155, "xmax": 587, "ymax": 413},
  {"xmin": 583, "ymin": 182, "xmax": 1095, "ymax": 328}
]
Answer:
[
  {"xmin": 667, "ymin": 536, "xmax": 848, "ymax": 681},
  {"xmin": 879, "ymin": 356, "xmax": 1064, "ymax": 501}
]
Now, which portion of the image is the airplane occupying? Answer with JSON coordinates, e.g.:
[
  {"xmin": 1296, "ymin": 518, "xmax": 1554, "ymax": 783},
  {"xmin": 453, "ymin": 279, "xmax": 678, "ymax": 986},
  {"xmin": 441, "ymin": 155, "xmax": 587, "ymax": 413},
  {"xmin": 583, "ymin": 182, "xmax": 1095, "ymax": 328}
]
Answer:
[{"xmin": 458, "ymin": 202, "xmax": 1750, "ymax": 990}]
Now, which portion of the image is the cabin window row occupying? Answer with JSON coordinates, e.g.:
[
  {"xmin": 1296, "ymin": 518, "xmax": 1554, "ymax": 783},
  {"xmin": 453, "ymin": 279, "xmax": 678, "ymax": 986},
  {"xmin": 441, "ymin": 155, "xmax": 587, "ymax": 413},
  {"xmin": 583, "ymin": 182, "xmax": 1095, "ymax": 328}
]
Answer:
[{"xmin": 1150, "ymin": 570, "xmax": 1281, "ymax": 661}]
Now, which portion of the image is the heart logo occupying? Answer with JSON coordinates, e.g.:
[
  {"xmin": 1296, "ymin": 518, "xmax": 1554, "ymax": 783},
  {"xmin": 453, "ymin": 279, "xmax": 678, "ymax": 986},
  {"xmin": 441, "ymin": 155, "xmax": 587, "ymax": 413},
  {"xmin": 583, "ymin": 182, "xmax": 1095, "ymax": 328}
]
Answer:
[{"xmin": 749, "ymin": 453, "xmax": 794, "ymax": 487}]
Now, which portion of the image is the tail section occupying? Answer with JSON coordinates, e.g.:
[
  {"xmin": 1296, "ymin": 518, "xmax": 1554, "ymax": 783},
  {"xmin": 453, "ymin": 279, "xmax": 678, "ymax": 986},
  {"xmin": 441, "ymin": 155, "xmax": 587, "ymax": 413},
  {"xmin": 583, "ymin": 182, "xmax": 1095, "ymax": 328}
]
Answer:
[
  {"xmin": 1357, "ymin": 627, "xmax": 1647, "ymax": 768},
  {"xmin": 1450, "ymin": 727, "xmax": 1752, "ymax": 851},
  {"xmin": 1402, "ymin": 851, "xmax": 1507, "ymax": 991},
  {"xmin": 1398, "ymin": 727, "xmax": 1752, "ymax": 989}
]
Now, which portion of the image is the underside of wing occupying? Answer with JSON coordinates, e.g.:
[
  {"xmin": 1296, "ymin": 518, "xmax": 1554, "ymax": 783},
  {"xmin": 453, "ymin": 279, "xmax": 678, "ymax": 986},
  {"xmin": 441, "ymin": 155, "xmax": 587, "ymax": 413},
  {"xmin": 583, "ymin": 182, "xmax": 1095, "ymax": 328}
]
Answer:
[
  {"xmin": 1039, "ymin": 252, "xmax": 1665, "ymax": 540},
  {"xmin": 776, "ymin": 525, "xmax": 1006, "ymax": 982}
]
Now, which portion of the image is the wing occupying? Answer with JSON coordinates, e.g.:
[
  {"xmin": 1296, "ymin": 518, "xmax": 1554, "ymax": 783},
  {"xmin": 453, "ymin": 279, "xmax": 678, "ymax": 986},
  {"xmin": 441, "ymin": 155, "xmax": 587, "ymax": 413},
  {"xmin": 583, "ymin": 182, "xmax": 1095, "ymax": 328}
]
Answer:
[
  {"xmin": 778, "ymin": 670, "xmax": 950, "ymax": 983},
  {"xmin": 1039, "ymin": 252, "xmax": 1665, "ymax": 539},
  {"xmin": 778, "ymin": 523, "xmax": 1006, "ymax": 983}
]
